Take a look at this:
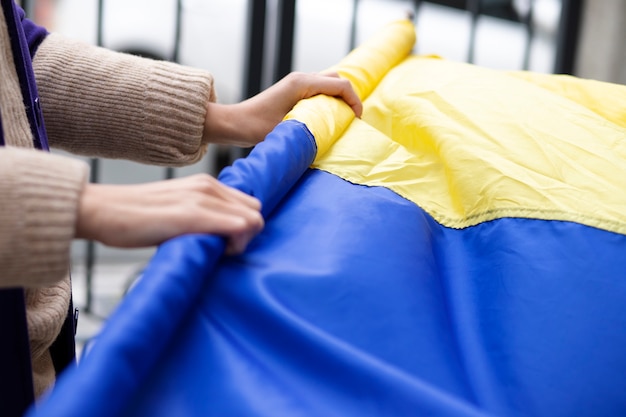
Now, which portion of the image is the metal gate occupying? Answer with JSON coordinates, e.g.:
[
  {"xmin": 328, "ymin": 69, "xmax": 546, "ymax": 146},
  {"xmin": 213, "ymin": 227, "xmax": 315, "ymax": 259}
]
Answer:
[{"xmin": 21, "ymin": 0, "xmax": 583, "ymax": 315}]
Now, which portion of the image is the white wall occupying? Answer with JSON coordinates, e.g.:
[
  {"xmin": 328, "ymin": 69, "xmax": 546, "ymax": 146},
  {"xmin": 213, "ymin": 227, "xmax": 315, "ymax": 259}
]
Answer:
[{"xmin": 575, "ymin": 0, "xmax": 626, "ymax": 85}]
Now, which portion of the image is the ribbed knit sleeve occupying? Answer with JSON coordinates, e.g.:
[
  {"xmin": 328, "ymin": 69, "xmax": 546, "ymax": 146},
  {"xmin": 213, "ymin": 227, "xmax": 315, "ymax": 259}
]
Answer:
[
  {"xmin": 0, "ymin": 147, "xmax": 88, "ymax": 288},
  {"xmin": 32, "ymin": 33, "xmax": 216, "ymax": 166}
]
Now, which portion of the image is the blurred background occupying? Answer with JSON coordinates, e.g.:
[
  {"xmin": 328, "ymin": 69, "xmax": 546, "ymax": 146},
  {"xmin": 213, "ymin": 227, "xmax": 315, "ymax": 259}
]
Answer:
[{"xmin": 18, "ymin": 0, "xmax": 626, "ymax": 348}]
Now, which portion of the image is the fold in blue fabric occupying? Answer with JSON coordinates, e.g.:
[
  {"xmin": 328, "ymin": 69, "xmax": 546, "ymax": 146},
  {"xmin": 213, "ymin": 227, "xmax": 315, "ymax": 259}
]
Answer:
[
  {"xmin": 30, "ymin": 119, "xmax": 626, "ymax": 417},
  {"xmin": 27, "ymin": 120, "xmax": 317, "ymax": 417}
]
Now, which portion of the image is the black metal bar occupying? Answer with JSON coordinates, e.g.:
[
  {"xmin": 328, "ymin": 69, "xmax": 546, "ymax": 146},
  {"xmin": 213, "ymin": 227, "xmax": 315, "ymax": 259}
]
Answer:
[
  {"xmin": 96, "ymin": 0, "xmax": 104, "ymax": 46},
  {"xmin": 84, "ymin": 158, "xmax": 99, "ymax": 314},
  {"xmin": 20, "ymin": 0, "xmax": 31, "ymax": 16},
  {"xmin": 164, "ymin": 0, "xmax": 184, "ymax": 180},
  {"xmin": 274, "ymin": 0, "xmax": 296, "ymax": 82},
  {"xmin": 423, "ymin": 0, "xmax": 522, "ymax": 21},
  {"xmin": 466, "ymin": 0, "xmax": 481, "ymax": 63},
  {"xmin": 412, "ymin": 0, "xmax": 423, "ymax": 20},
  {"xmin": 222, "ymin": 0, "xmax": 269, "ymax": 168},
  {"xmin": 164, "ymin": 167, "xmax": 175, "ymax": 180},
  {"xmin": 521, "ymin": 0, "xmax": 534, "ymax": 70},
  {"xmin": 244, "ymin": 0, "xmax": 267, "ymax": 98},
  {"xmin": 349, "ymin": 0, "xmax": 360, "ymax": 51},
  {"xmin": 84, "ymin": 0, "xmax": 106, "ymax": 314},
  {"xmin": 553, "ymin": 0, "xmax": 584, "ymax": 75},
  {"xmin": 171, "ymin": 0, "xmax": 183, "ymax": 63}
]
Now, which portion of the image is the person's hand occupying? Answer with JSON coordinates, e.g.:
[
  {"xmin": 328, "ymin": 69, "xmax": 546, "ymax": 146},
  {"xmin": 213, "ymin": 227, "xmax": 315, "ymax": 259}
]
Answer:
[
  {"xmin": 203, "ymin": 71, "xmax": 363, "ymax": 147},
  {"xmin": 75, "ymin": 174, "xmax": 263, "ymax": 255}
]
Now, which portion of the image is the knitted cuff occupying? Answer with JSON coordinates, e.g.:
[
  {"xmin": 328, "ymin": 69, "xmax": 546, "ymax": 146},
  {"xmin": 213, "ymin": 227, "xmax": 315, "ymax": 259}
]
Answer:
[
  {"xmin": 0, "ymin": 147, "xmax": 88, "ymax": 287},
  {"xmin": 33, "ymin": 33, "xmax": 216, "ymax": 166}
]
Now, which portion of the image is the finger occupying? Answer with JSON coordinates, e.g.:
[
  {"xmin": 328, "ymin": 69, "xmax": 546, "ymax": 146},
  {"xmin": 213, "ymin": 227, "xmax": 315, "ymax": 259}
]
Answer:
[
  {"xmin": 169, "ymin": 201, "xmax": 263, "ymax": 252},
  {"xmin": 211, "ymin": 212, "xmax": 264, "ymax": 255},
  {"xmin": 138, "ymin": 184, "xmax": 263, "ymax": 240},
  {"xmin": 195, "ymin": 194, "xmax": 264, "ymax": 234},
  {"xmin": 132, "ymin": 176, "xmax": 262, "ymax": 214},
  {"xmin": 79, "ymin": 180, "xmax": 264, "ymax": 249},
  {"xmin": 224, "ymin": 228, "xmax": 257, "ymax": 255},
  {"xmin": 208, "ymin": 181, "xmax": 262, "ymax": 211},
  {"xmin": 319, "ymin": 70, "xmax": 340, "ymax": 78},
  {"xmin": 184, "ymin": 174, "xmax": 262, "ymax": 211},
  {"xmin": 307, "ymin": 74, "xmax": 363, "ymax": 118},
  {"xmin": 208, "ymin": 211, "xmax": 263, "ymax": 238}
]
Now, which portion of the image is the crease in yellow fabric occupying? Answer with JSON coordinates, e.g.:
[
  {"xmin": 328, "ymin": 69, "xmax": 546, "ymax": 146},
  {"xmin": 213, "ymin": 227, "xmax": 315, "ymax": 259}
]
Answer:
[
  {"xmin": 285, "ymin": 18, "xmax": 626, "ymax": 235},
  {"xmin": 315, "ymin": 56, "xmax": 626, "ymax": 234}
]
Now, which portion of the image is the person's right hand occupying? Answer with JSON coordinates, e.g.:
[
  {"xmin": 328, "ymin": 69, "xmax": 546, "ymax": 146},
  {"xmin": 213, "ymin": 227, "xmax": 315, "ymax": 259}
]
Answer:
[{"xmin": 75, "ymin": 174, "xmax": 263, "ymax": 255}]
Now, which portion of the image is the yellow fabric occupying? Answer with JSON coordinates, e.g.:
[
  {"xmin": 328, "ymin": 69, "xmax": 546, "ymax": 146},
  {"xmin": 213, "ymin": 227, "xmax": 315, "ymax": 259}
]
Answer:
[
  {"xmin": 507, "ymin": 71, "xmax": 626, "ymax": 129},
  {"xmin": 290, "ymin": 20, "xmax": 626, "ymax": 235},
  {"xmin": 285, "ymin": 19, "xmax": 416, "ymax": 157}
]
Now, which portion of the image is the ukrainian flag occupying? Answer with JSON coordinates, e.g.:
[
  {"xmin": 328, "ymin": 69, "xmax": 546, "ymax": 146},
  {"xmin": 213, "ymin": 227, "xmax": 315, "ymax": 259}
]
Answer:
[{"xmin": 30, "ymin": 20, "xmax": 626, "ymax": 417}]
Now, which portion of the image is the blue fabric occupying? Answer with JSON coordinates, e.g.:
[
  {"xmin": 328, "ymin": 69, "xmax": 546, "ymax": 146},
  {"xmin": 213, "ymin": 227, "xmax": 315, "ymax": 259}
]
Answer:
[
  {"xmin": 27, "ymin": 120, "xmax": 317, "ymax": 417},
  {"xmin": 30, "ymin": 119, "xmax": 626, "ymax": 417}
]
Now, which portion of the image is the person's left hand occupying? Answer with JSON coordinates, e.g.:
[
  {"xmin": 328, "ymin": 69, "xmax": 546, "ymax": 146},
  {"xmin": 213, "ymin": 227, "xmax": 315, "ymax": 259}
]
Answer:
[
  {"xmin": 75, "ymin": 174, "xmax": 264, "ymax": 255},
  {"xmin": 203, "ymin": 71, "xmax": 362, "ymax": 147}
]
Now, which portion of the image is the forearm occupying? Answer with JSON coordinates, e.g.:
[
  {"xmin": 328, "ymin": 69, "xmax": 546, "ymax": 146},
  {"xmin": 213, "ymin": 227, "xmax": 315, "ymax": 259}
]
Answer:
[
  {"xmin": 0, "ymin": 147, "xmax": 88, "ymax": 288},
  {"xmin": 33, "ymin": 33, "xmax": 216, "ymax": 166},
  {"xmin": 202, "ymin": 72, "xmax": 363, "ymax": 147}
]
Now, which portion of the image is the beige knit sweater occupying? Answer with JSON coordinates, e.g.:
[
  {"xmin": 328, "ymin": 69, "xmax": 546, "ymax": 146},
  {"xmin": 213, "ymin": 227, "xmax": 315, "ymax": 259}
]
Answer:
[{"xmin": 0, "ymin": 9, "xmax": 215, "ymax": 398}]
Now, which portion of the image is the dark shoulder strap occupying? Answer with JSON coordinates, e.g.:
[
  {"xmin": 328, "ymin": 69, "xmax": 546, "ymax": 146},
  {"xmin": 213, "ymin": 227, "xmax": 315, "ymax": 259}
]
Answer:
[
  {"xmin": 49, "ymin": 296, "xmax": 77, "ymax": 375},
  {"xmin": 0, "ymin": 288, "xmax": 35, "ymax": 417}
]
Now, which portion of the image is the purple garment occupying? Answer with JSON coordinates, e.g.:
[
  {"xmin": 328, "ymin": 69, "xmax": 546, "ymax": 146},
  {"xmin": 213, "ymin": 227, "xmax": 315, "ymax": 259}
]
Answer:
[{"xmin": 0, "ymin": 0, "xmax": 49, "ymax": 150}]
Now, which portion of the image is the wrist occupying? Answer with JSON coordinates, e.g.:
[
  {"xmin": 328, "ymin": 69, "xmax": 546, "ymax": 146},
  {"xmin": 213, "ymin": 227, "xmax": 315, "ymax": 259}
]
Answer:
[
  {"xmin": 75, "ymin": 183, "xmax": 101, "ymax": 241},
  {"xmin": 203, "ymin": 103, "xmax": 243, "ymax": 146}
]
